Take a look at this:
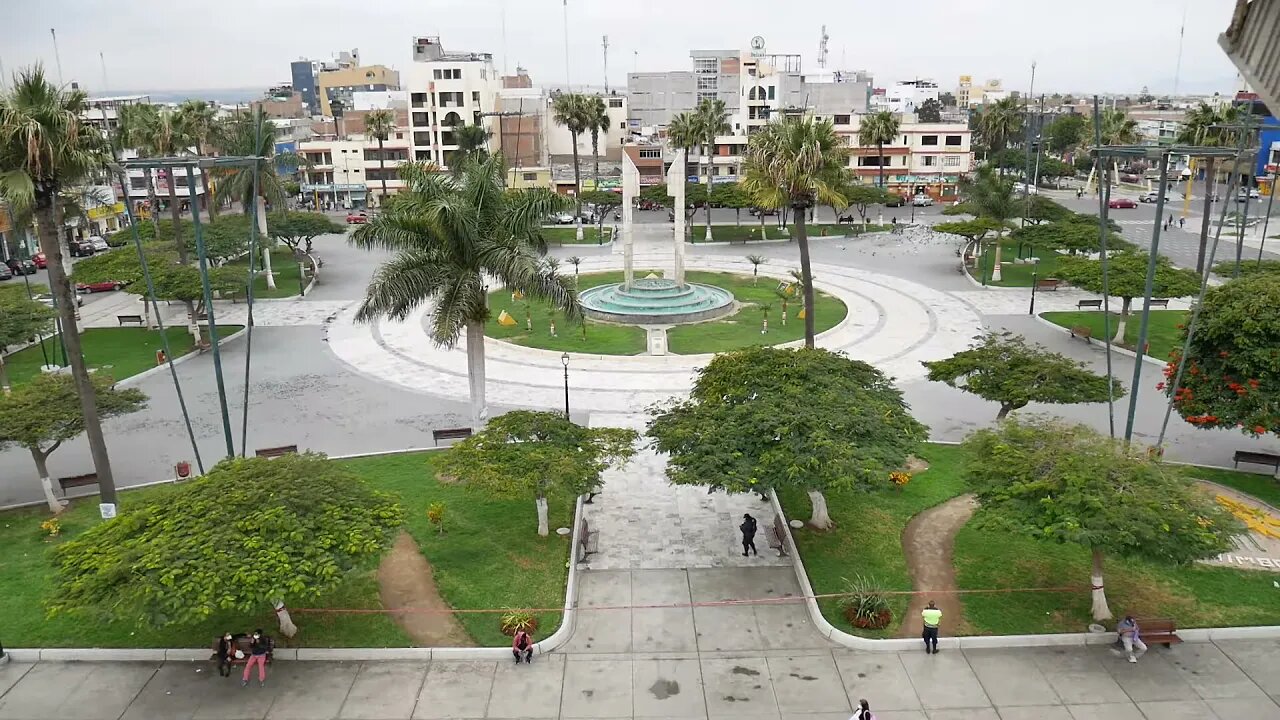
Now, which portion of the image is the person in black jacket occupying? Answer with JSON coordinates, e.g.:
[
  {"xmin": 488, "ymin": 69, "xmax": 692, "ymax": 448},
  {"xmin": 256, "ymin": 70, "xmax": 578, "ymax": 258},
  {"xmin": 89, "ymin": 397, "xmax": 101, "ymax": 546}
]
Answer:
[
  {"xmin": 740, "ymin": 513, "xmax": 758, "ymax": 557},
  {"xmin": 215, "ymin": 632, "xmax": 235, "ymax": 677}
]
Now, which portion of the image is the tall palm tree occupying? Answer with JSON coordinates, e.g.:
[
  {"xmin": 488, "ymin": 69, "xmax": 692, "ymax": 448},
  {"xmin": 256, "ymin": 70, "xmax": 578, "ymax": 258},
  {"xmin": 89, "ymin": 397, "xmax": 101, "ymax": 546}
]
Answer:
[
  {"xmin": 961, "ymin": 165, "xmax": 1017, "ymax": 282},
  {"xmin": 115, "ymin": 103, "xmax": 162, "ymax": 235},
  {"xmin": 0, "ymin": 65, "xmax": 119, "ymax": 505},
  {"xmin": 364, "ymin": 108, "xmax": 396, "ymax": 207},
  {"xmin": 1099, "ymin": 109, "xmax": 1139, "ymax": 145},
  {"xmin": 176, "ymin": 99, "xmax": 220, "ymax": 220},
  {"xmin": 666, "ymin": 111, "xmax": 700, "ymax": 228},
  {"xmin": 583, "ymin": 96, "xmax": 610, "ymax": 192},
  {"xmin": 453, "ymin": 124, "xmax": 492, "ymax": 164},
  {"xmin": 552, "ymin": 93, "xmax": 588, "ymax": 232},
  {"xmin": 978, "ymin": 97, "xmax": 1023, "ymax": 159},
  {"xmin": 349, "ymin": 155, "xmax": 580, "ymax": 428},
  {"xmin": 742, "ymin": 117, "xmax": 848, "ymax": 347},
  {"xmin": 857, "ymin": 110, "xmax": 900, "ymax": 189},
  {"xmin": 695, "ymin": 98, "xmax": 731, "ymax": 242}
]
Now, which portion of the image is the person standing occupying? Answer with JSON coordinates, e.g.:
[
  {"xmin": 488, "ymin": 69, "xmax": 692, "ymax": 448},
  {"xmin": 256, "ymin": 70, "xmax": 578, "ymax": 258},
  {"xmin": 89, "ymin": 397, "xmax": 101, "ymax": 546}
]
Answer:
[
  {"xmin": 241, "ymin": 629, "xmax": 270, "ymax": 687},
  {"xmin": 1116, "ymin": 615, "xmax": 1147, "ymax": 663},
  {"xmin": 850, "ymin": 698, "xmax": 875, "ymax": 719},
  {"xmin": 512, "ymin": 629, "xmax": 534, "ymax": 663},
  {"xmin": 740, "ymin": 513, "xmax": 758, "ymax": 557},
  {"xmin": 921, "ymin": 601, "xmax": 942, "ymax": 654}
]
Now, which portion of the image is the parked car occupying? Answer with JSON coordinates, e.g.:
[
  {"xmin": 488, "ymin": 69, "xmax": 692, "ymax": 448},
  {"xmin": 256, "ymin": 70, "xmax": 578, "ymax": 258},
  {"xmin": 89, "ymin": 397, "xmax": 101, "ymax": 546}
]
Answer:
[
  {"xmin": 88, "ymin": 236, "xmax": 110, "ymax": 253},
  {"xmin": 76, "ymin": 280, "xmax": 126, "ymax": 293},
  {"xmin": 1238, "ymin": 188, "xmax": 1261, "ymax": 201},
  {"xmin": 1139, "ymin": 191, "xmax": 1159, "ymax": 203},
  {"xmin": 69, "ymin": 240, "xmax": 95, "ymax": 257},
  {"xmin": 345, "ymin": 212, "xmax": 368, "ymax": 224},
  {"xmin": 1013, "ymin": 182, "xmax": 1040, "ymax": 195},
  {"xmin": 0, "ymin": 264, "xmax": 12, "ymax": 281},
  {"xmin": 5, "ymin": 258, "xmax": 37, "ymax": 275},
  {"xmin": 552, "ymin": 212, "xmax": 575, "ymax": 224},
  {"xmin": 32, "ymin": 252, "xmax": 47, "ymax": 269},
  {"xmin": 912, "ymin": 195, "xmax": 934, "ymax": 207},
  {"xmin": 884, "ymin": 195, "xmax": 906, "ymax": 207},
  {"xmin": 35, "ymin": 292, "xmax": 84, "ymax": 308},
  {"xmin": 1108, "ymin": 198, "xmax": 1137, "ymax": 209}
]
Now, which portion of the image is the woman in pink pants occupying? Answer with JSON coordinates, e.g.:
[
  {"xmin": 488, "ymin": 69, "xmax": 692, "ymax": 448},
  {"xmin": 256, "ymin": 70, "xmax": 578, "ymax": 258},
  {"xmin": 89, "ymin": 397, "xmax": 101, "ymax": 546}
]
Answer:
[{"xmin": 241, "ymin": 629, "xmax": 271, "ymax": 687}]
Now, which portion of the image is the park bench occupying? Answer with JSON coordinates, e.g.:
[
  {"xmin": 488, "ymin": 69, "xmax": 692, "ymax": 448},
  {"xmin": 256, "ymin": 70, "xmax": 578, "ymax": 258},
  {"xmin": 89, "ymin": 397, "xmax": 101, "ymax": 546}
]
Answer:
[
  {"xmin": 1146, "ymin": 298, "xmax": 1170, "ymax": 309},
  {"xmin": 1134, "ymin": 617, "xmax": 1182, "ymax": 648},
  {"xmin": 1077, "ymin": 299, "xmax": 1104, "ymax": 310},
  {"xmin": 1069, "ymin": 326, "xmax": 1093, "ymax": 341},
  {"xmin": 254, "ymin": 445, "xmax": 298, "ymax": 459},
  {"xmin": 210, "ymin": 635, "xmax": 275, "ymax": 667},
  {"xmin": 576, "ymin": 517, "xmax": 600, "ymax": 563},
  {"xmin": 767, "ymin": 514, "xmax": 790, "ymax": 558},
  {"xmin": 1035, "ymin": 278, "xmax": 1061, "ymax": 291},
  {"xmin": 432, "ymin": 427, "xmax": 472, "ymax": 446},
  {"xmin": 1232, "ymin": 450, "xmax": 1280, "ymax": 473},
  {"xmin": 57, "ymin": 473, "xmax": 99, "ymax": 495},
  {"xmin": 116, "ymin": 314, "xmax": 144, "ymax": 326}
]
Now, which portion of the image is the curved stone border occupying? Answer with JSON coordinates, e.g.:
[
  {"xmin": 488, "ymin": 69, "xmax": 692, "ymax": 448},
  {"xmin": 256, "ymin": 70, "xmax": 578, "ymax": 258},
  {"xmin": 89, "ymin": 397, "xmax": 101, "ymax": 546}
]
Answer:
[
  {"xmin": 250, "ymin": 251, "xmax": 319, "ymax": 301},
  {"xmin": 768, "ymin": 488, "xmax": 1280, "ymax": 652},
  {"xmin": 1, "ymin": 449, "xmax": 584, "ymax": 663}
]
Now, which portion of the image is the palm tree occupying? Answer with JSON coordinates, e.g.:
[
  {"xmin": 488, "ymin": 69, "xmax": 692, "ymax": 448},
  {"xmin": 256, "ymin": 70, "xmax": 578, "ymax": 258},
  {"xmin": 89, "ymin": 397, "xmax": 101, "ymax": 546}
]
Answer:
[
  {"xmin": 364, "ymin": 108, "xmax": 396, "ymax": 207},
  {"xmin": 0, "ymin": 65, "xmax": 119, "ymax": 505},
  {"xmin": 961, "ymin": 166, "xmax": 1017, "ymax": 283},
  {"xmin": 1099, "ymin": 109, "xmax": 1140, "ymax": 146},
  {"xmin": 742, "ymin": 116, "xmax": 848, "ymax": 348},
  {"xmin": 349, "ymin": 155, "xmax": 580, "ymax": 428},
  {"xmin": 552, "ymin": 93, "xmax": 589, "ymax": 236},
  {"xmin": 176, "ymin": 99, "xmax": 220, "ymax": 220},
  {"xmin": 453, "ymin": 124, "xmax": 492, "ymax": 164},
  {"xmin": 695, "ymin": 98, "xmax": 731, "ymax": 242},
  {"xmin": 1176, "ymin": 102, "xmax": 1244, "ymax": 273},
  {"xmin": 978, "ymin": 97, "xmax": 1023, "ymax": 158},
  {"xmin": 582, "ymin": 96, "xmax": 610, "ymax": 193},
  {"xmin": 857, "ymin": 110, "xmax": 900, "ymax": 189},
  {"xmin": 666, "ymin": 111, "xmax": 700, "ymax": 232},
  {"xmin": 115, "ymin": 103, "xmax": 162, "ymax": 235}
]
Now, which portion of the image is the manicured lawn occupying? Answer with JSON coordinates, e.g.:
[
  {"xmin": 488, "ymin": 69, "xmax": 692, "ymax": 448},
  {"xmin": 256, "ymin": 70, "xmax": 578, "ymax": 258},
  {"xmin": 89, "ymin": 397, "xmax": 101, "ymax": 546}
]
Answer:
[
  {"xmin": 2, "ymin": 326, "xmax": 243, "ymax": 388},
  {"xmin": 225, "ymin": 248, "xmax": 306, "ymax": 299},
  {"xmin": 777, "ymin": 444, "xmax": 969, "ymax": 639},
  {"xmin": 665, "ymin": 271, "xmax": 848, "ymax": 355},
  {"xmin": 1187, "ymin": 464, "xmax": 1280, "ymax": 509},
  {"xmin": 781, "ymin": 443, "xmax": 1280, "ymax": 638},
  {"xmin": 540, "ymin": 226, "xmax": 614, "ymax": 245},
  {"xmin": 485, "ymin": 270, "xmax": 651, "ymax": 355},
  {"xmin": 974, "ymin": 240, "xmax": 1064, "ymax": 287},
  {"xmin": 1040, "ymin": 309, "xmax": 1187, "ymax": 361},
  {"xmin": 0, "ymin": 451, "xmax": 571, "ymax": 648}
]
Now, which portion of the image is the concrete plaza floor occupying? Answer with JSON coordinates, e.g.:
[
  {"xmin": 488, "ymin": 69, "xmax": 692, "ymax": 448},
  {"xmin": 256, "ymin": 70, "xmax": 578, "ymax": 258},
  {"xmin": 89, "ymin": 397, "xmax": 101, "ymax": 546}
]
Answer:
[{"xmin": 3, "ymin": 568, "xmax": 1278, "ymax": 719}]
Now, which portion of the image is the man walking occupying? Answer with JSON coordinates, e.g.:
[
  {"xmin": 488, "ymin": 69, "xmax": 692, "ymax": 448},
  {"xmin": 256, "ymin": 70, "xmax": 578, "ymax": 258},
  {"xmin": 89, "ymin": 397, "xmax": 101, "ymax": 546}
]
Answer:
[
  {"xmin": 1116, "ymin": 615, "xmax": 1147, "ymax": 663},
  {"xmin": 921, "ymin": 601, "xmax": 942, "ymax": 654},
  {"xmin": 740, "ymin": 513, "xmax": 758, "ymax": 557}
]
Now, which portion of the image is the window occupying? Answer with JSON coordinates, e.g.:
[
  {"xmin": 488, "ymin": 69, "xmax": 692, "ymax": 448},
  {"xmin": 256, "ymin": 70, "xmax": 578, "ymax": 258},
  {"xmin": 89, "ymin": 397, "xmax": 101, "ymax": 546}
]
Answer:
[
  {"xmin": 639, "ymin": 148, "xmax": 661, "ymax": 159},
  {"xmin": 472, "ymin": 91, "xmax": 480, "ymax": 104},
  {"xmin": 130, "ymin": 176, "xmax": 146, "ymax": 190},
  {"xmin": 944, "ymin": 155, "xmax": 962, "ymax": 167},
  {"xmin": 857, "ymin": 156, "xmax": 886, "ymax": 167},
  {"xmin": 395, "ymin": 132, "xmax": 403, "ymax": 140},
  {"xmin": 608, "ymin": 98, "xmax": 623, "ymax": 108},
  {"xmin": 619, "ymin": 121, "xmax": 626, "ymax": 129},
  {"xmin": 433, "ymin": 69, "xmax": 442, "ymax": 79},
  {"xmin": 413, "ymin": 131, "xmax": 431, "ymax": 145},
  {"xmin": 693, "ymin": 57, "xmax": 718, "ymax": 74},
  {"xmin": 415, "ymin": 150, "xmax": 432, "ymax": 161},
  {"xmin": 945, "ymin": 135, "xmax": 962, "ymax": 146},
  {"xmin": 922, "ymin": 135, "xmax": 938, "ymax": 146},
  {"xmin": 697, "ymin": 76, "xmax": 718, "ymax": 90},
  {"xmin": 834, "ymin": 114, "xmax": 850, "ymax": 125},
  {"xmin": 922, "ymin": 156, "xmax": 936, "ymax": 166},
  {"xmin": 412, "ymin": 112, "xmax": 428, "ymax": 126},
  {"xmin": 411, "ymin": 92, "xmax": 427, "ymax": 108},
  {"xmin": 767, "ymin": 86, "xmax": 775, "ymax": 100},
  {"xmin": 523, "ymin": 172, "xmax": 538, "ymax": 181},
  {"xmin": 697, "ymin": 91, "xmax": 717, "ymax": 104}
]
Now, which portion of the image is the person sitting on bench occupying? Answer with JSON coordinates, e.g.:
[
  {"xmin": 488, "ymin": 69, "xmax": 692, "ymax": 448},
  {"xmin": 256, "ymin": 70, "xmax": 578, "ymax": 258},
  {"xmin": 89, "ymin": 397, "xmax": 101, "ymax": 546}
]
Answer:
[{"xmin": 216, "ymin": 632, "xmax": 235, "ymax": 677}]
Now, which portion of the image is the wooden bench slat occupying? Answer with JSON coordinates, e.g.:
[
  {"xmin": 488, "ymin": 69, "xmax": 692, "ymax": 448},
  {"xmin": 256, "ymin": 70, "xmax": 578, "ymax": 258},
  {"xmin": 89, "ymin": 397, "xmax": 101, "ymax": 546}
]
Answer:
[
  {"xmin": 576, "ymin": 518, "xmax": 599, "ymax": 563},
  {"xmin": 58, "ymin": 474, "xmax": 99, "ymax": 493},
  {"xmin": 254, "ymin": 445, "xmax": 298, "ymax": 459},
  {"xmin": 1233, "ymin": 450, "xmax": 1280, "ymax": 470},
  {"xmin": 432, "ymin": 427, "xmax": 472, "ymax": 445},
  {"xmin": 116, "ymin": 314, "xmax": 144, "ymax": 326},
  {"xmin": 1134, "ymin": 617, "xmax": 1182, "ymax": 647},
  {"xmin": 1077, "ymin": 299, "xmax": 1103, "ymax": 310},
  {"xmin": 767, "ymin": 515, "xmax": 790, "ymax": 557}
]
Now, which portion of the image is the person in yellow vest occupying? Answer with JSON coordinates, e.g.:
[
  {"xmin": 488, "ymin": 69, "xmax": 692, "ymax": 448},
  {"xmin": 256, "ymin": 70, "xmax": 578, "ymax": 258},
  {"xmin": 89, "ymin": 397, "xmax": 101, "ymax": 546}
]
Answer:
[{"xmin": 921, "ymin": 601, "xmax": 942, "ymax": 654}]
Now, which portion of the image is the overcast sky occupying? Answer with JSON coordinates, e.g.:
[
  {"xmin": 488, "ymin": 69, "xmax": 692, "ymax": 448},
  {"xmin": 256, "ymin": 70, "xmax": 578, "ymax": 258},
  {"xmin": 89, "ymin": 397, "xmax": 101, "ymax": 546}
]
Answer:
[{"xmin": 5, "ymin": 0, "xmax": 1244, "ymax": 97}]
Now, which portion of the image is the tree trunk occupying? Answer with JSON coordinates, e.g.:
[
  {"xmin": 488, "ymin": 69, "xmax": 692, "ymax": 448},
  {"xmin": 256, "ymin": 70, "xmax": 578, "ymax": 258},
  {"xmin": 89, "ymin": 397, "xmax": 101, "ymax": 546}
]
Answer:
[
  {"xmin": 465, "ymin": 319, "xmax": 488, "ymax": 429},
  {"xmin": 877, "ymin": 142, "xmax": 885, "ymax": 188},
  {"xmin": 996, "ymin": 403, "xmax": 1018, "ymax": 420},
  {"xmin": 273, "ymin": 600, "xmax": 299, "ymax": 637},
  {"xmin": 262, "ymin": 246, "xmax": 276, "ymax": 290},
  {"xmin": 1196, "ymin": 158, "xmax": 1215, "ymax": 275},
  {"xmin": 377, "ymin": 136, "xmax": 389, "ymax": 207},
  {"xmin": 535, "ymin": 494, "xmax": 549, "ymax": 537},
  {"xmin": 0, "ymin": 355, "xmax": 10, "ymax": 395},
  {"xmin": 703, "ymin": 143, "xmax": 714, "ymax": 242},
  {"xmin": 808, "ymin": 489, "xmax": 833, "ymax": 529},
  {"xmin": 759, "ymin": 211, "xmax": 767, "ymax": 240},
  {"xmin": 142, "ymin": 168, "xmax": 161, "ymax": 237},
  {"xmin": 1090, "ymin": 546, "xmax": 1112, "ymax": 621},
  {"xmin": 571, "ymin": 133, "xmax": 583, "ymax": 242},
  {"xmin": 1113, "ymin": 296, "xmax": 1130, "ymax": 345},
  {"xmin": 990, "ymin": 232, "xmax": 1004, "ymax": 282},
  {"xmin": 735, "ymin": 208, "xmax": 740, "ymax": 226},
  {"xmin": 32, "ymin": 190, "xmax": 117, "ymax": 507},
  {"xmin": 31, "ymin": 448, "xmax": 66, "ymax": 514},
  {"xmin": 165, "ymin": 177, "xmax": 200, "ymax": 343},
  {"xmin": 794, "ymin": 204, "xmax": 817, "ymax": 348},
  {"xmin": 592, "ymin": 130, "xmax": 601, "ymax": 194},
  {"xmin": 197, "ymin": 143, "xmax": 218, "ymax": 222}
]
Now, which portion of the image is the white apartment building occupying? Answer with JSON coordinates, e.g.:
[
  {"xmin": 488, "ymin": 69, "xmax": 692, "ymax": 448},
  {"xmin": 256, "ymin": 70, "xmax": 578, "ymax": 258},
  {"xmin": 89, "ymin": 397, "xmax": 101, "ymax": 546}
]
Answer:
[
  {"xmin": 841, "ymin": 119, "xmax": 974, "ymax": 199},
  {"xmin": 870, "ymin": 80, "xmax": 940, "ymax": 114},
  {"xmin": 544, "ymin": 93, "xmax": 630, "ymax": 161},
  {"xmin": 299, "ymin": 134, "xmax": 410, "ymax": 209},
  {"xmin": 403, "ymin": 35, "xmax": 502, "ymax": 171}
]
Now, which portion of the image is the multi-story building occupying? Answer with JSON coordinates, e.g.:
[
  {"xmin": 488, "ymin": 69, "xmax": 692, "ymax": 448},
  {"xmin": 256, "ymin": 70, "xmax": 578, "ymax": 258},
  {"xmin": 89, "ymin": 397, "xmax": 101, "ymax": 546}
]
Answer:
[
  {"xmin": 955, "ymin": 77, "xmax": 1009, "ymax": 108},
  {"xmin": 622, "ymin": 143, "xmax": 667, "ymax": 188},
  {"xmin": 545, "ymin": 93, "xmax": 629, "ymax": 164},
  {"xmin": 403, "ymin": 35, "xmax": 502, "ymax": 170},
  {"xmin": 291, "ymin": 49, "xmax": 361, "ymax": 116},
  {"xmin": 956, "ymin": 76, "xmax": 974, "ymax": 109},
  {"xmin": 841, "ymin": 118, "xmax": 973, "ymax": 199},
  {"xmin": 298, "ymin": 133, "xmax": 411, "ymax": 209},
  {"xmin": 1129, "ymin": 110, "xmax": 1185, "ymax": 146},
  {"xmin": 252, "ymin": 87, "xmax": 307, "ymax": 119},
  {"xmin": 495, "ymin": 87, "xmax": 548, "ymax": 175},
  {"xmin": 317, "ymin": 64, "xmax": 401, "ymax": 118},
  {"xmin": 870, "ymin": 80, "xmax": 939, "ymax": 114}
]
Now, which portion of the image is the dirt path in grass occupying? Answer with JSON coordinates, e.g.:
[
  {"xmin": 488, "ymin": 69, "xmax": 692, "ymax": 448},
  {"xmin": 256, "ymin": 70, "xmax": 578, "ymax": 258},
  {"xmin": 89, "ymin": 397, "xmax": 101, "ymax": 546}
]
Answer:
[
  {"xmin": 898, "ymin": 494, "xmax": 977, "ymax": 639},
  {"xmin": 377, "ymin": 531, "xmax": 473, "ymax": 647}
]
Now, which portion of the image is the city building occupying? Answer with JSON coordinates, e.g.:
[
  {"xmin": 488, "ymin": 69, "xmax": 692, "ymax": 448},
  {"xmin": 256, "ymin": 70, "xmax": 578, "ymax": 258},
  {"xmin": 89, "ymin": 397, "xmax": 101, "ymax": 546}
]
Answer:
[
  {"xmin": 870, "ymin": 79, "xmax": 939, "ymax": 114},
  {"xmin": 955, "ymin": 77, "xmax": 1008, "ymax": 108},
  {"xmin": 404, "ymin": 35, "xmax": 502, "ymax": 170},
  {"xmin": 956, "ymin": 76, "xmax": 974, "ymax": 109},
  {"xmin": 545, "ymin": 93, "xmax": 629, "ymax": 163},
  {"xmin": 298, "ymin": 134, "xmax": 410, "ymax": 209},
  {"xmin": 291, "ymin": 49, "xmax": 361, "ymax": 116},
  {"xmin": 502, "ymin": 67, "xmax": 533, "ymax": 89},
  {"xmin": 251, "ymin": 86, "xmax": 307, "ymax": 119},
  {"xmin": 495, "ymin": 87, "xmax": 549, "ymax": 178},
  {"xmin": 1129, "ymin": 109, "xmax": 1185, "ymax": 146},
  {"xmin": 317, "ymin": 64, "xmax": 401, "ymax": 118},
  {"xmin": 622, "ymin": 143, "xmax": 667, "ymax": 188},
  {"xmin": 841, "ymin": 118, "xmax": 973, "ymax": 199}
]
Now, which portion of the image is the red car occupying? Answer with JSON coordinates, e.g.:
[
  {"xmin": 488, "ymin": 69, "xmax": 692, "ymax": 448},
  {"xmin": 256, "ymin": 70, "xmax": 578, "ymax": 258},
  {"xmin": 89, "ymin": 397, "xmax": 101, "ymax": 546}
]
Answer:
[
  {"xmin": 346, "ymin": 212, "xmax": 368, "ymax": 224},
  {"xmin": 1108, "ymin": 198, "xmax": 1137, "ymax": 209},
  {"xmin": 32, "ymin": 252, "xmax": 47, "ymax": 269},
  {"xmin": 76, "ymin": 280, "xmax": 126, "ymax": 294}
]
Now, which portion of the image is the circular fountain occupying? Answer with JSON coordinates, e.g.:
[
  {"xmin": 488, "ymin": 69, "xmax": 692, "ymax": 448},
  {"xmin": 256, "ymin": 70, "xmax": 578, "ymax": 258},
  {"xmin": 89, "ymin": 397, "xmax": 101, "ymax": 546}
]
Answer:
[{"xmin": 579, "ymin": 275, "xmax": 735, "ymax": 325}]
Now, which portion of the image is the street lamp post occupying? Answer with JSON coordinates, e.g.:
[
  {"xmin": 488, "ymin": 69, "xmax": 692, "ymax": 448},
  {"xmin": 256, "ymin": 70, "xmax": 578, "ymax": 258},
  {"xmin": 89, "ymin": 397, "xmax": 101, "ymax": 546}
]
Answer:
[
  {"xmin": 1028, "ymin": 259, "xmax": 1040, "ymax": 315},
  {"xmin": 560, "ymin": 352, "xmax": 570, "ymax": 420}
]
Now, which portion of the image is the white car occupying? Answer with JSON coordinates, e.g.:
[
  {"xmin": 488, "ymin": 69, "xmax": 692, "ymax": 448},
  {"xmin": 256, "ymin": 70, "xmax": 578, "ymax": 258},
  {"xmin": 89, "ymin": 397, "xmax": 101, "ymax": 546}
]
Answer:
[
  {"xmin": 1014, "ymin": 182, "xmax": 1039, "ymax": 195},
  {"xmin": 911, "ymin": 195, "xmax": 934, "ymax": 207},
  {"xmin": 88, "ymin": 236, "xmax": 110, "ymax": 253},
  {"xmin": 1139, "ymin": 191, "xmax": 1159, "ymax": 203},
  {"xmin": 1238, "ymin": 188, "xmax": 1261, "ymax": 200},
  {"xmin": 552, "ymin": 212, "xmax": 576, "ymax": 224}
]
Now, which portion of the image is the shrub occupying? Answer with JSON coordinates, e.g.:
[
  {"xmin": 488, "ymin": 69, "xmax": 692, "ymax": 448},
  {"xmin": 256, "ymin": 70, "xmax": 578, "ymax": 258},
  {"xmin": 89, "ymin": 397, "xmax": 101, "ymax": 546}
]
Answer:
[{"xmin": 839, "ymin": 574, "xmax": 892, "ymax": 629}]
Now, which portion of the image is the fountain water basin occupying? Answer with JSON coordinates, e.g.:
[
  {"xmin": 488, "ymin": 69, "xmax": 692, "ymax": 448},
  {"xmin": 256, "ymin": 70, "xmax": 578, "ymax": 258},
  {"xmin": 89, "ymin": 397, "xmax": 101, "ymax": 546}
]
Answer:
[{"xmin": 579, "ymin": 276, "xmax": 735, "ymax": 325}]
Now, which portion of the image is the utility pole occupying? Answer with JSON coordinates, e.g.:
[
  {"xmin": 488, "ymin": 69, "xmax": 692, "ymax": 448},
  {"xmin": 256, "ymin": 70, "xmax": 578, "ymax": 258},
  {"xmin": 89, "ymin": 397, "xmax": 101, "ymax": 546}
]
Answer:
[
  {"xmin": 562, "ymin": 0, "xmax": 571, "ymax": 90},
  {"xmin": 1172, "ymin": 2, "xmax": 1187, "ymax": 95},
  {"xmin": 602, "ymin": 35, "xmax": 609, "ymax": 94},
  {"xmin": 50, "ymin": 28, "xmax": 64, "ymax": 86},
  {"xmin": 99, "ymin": 51, "xmax": 108, "ymax": 93}
]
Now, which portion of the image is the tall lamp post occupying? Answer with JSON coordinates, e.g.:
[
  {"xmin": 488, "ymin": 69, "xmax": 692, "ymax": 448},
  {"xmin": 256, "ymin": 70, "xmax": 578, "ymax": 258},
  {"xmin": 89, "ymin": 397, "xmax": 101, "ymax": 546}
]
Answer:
[
  {"xmin": 1028, "ymin": 258, "xmax": 1040, "ymax": 315},
  {"xmin": 560, "ymin": 352, "xmax": 570, "ymax": 420}
]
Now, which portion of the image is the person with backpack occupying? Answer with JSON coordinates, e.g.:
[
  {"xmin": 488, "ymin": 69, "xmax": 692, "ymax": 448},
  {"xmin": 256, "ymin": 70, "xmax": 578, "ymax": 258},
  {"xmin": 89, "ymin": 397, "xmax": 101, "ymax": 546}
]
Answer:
[
  {"xmin": 512, "ymin": 629, "xmax": 534, "ymax": 664},
  {"xmin": 739, "ymin": 513, "xmax": 758, "ymax": 557},
  {"xmin": 849, "ymin": 698, "xmax": 874, "ymax": 720}
]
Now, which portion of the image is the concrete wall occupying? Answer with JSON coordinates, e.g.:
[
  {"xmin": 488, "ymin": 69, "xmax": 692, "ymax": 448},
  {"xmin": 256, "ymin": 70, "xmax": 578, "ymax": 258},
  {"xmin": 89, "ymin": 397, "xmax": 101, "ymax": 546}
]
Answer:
[{"xmin": 627, "ymin": 71, "xmax": 695, "ymax": 128}]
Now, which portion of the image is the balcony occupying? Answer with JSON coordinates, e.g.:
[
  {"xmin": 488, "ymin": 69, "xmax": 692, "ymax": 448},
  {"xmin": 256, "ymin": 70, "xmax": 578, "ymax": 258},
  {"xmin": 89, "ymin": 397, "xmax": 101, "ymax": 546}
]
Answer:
[{"xmin": 1219, "ymin": 0, "xmax": 1280, "ymax": 115}]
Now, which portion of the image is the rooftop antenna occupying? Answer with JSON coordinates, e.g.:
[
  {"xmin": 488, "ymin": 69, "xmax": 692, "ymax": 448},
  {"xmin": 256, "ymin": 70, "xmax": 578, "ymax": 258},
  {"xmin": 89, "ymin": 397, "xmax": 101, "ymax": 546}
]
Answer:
[
  {"xmin": 501, "ymin": 0, "xmax": 508, "ymax": 76},
  {"xmin": 1172, "ymin": 2, "xmax": 1187, "ymax": 95},
  {"xmin": 562, "ymin": 0, "xmax": 571, "ymax": 90},
  {"xmin": 817, "ymin": 25, "xmax": 829, "ymax": 69},
  {"xmin": 50, "ymin": 28, "xmax": 64, "ymax": 86},
  {"xmin": 99, "ymin": 51, "xmax": 108, "ymax": 94},
  {"xmin": 603, "ymin": 35, "xmax": 609, "ymax": 93},
  {"xmin": 633, "ymin": 50, "xmax": 638, "ymax": 74}
]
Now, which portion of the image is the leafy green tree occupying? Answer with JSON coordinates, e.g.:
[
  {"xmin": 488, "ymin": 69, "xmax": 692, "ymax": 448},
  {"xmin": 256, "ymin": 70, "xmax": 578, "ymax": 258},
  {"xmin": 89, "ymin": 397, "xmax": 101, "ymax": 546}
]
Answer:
[
  {"xmin": 267, "ymin": 211, "xmax": 345, "ymax": 254},
  {"xmin": 935, "ymin": 218, "xmax": 1008, "ymax": 246},
  {"xmin": 962, "ymin": 416, "xmax": 1239, "ymax": 620},
  {"xmin": 710, "ymin": 182, "xmax": 749, "ymax": 225},
  {"xmin": 857, "ymin": 110, "xmax": 900, "ymax": 189},
  {"xmin": 842, "ymin": 185, "xmax": 896, "ymax": 228},
  {"xmin": 0, "ymin": 372, "xmax": 145, "ymax": 513},
  {"xmin": 1034, "ymin": 156, "xmax": 1076, "ymax": 183},
  {"xmin": 743, "ymin": 117, "xmax": 848, "ymax": 348},
  {"xmin": 648, "ymin": 347, "xmax": 927, "ymax": 529},
  {"xmin": 350, "ymin": 157, "xmax": 577, "ymax": 428},
  {"xmin": 978, "ymin": 97, "xmax": 1023, "ymax": 156},
  {"xmin": 437, "ymin": 410, "xmax": 637, "ymax": 535},
  {"xmin": 0, "ymin": 65, "xmax": 121, "ymax": 503},
  {"xmin": 942, "ymin": 201, "xmax": 978, "ymax": 216},
  {"xmin": 1017, "ymin": 195, "xmax": 1074, "ymax": 225},
  {"xmin": 1055, "ymin": 252, "xmax": 1200, "ymax": 344},
  {"xmin": 1212, "ymin": 259, "xmax": 1280, "ymax": 278},
  {"xmin": 551, "ymin": 93, "xmax": 589, "ymax": 220},
  {"xmin": 577, "ymin": 190, "xmax": 622, "ymax": 209},
  {"xmin": 639, "ymin": 183, "xmax": 672, "ymax": 207},
  {"xmin": 1010, "ymin": 216, "xmax": 1131, "ymax": 255},
  {"xmin": 0, "ymin": 292, "xmax": 56, "ymax": 394},
  {"xmin": 960, "ymin": 166, "xmax": 1019, "ymax": 281},
  {"xmin": 1044, "ymin": 113, "xmax": 1087, "ymax": 154},
  {"xmin": 48, "ymin": 453, "xmax": 401, "ymax": 635},
  {"xmin": 364, "ymin": 108, "xmax": 397, "ymax": 204},
  {"xmin": 1164, "ymin": 273, "xmax": 1280, "ymax": 442},
  {"xmin": 916, "ymin": 98, "xmax": 942, "ymax": 123},
  {"xmin": 923, "ymin": 332, "xmax": 1123, "ymax": 419}
]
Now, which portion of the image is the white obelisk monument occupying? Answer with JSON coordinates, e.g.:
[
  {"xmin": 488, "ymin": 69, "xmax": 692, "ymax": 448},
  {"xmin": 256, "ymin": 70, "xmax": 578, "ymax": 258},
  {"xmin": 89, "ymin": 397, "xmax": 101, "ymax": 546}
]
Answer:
[
  {"xmin": 666, "ymin": 149, "xmax": 687, "ymax": 286},
  {"xmin": 621, "ymin": 150, "xmax": 638, "ymax": 290}
]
